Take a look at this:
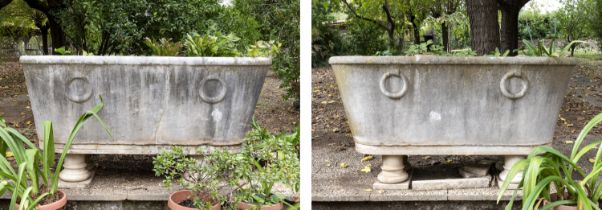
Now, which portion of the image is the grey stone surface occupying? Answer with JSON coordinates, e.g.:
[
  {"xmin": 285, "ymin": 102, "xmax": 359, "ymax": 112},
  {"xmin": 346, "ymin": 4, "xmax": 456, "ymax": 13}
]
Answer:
[
  {"xmin": 20, "ymin": 56, "xmax": 270, "ymax": 154},
  {"xmin": 412, "ymin": 176, "xmax": 491, "ymax": 191},
  {"xmin": 373, "ymin": 181, "xmax": 410, "ymax": 190},
  {"xmin": 313, "ymin": 201, "xmax": 521, "ymax": 210},
  {"xmin": 0, "ymin": 200, "xmax": 168, "ymax": 210},
  {"xmin": 312, "ymin": 137, "xmax": 518, "ymax": 202},
  {"xmin": 330, "ymin": 55, "xmax": 575, "ymax": 155}
]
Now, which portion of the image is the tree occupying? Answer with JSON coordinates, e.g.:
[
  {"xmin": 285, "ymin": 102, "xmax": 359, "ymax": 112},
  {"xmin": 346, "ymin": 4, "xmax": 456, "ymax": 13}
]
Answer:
[
  {"xmin": 498, "ymin": 0, "xmax": 530, "ymax": 55},
  {"xmin": 430, "ymin": 0, "xmax": 463, "ymax": 52},
  {"xmin": 466, "ymin": 0, "xmax": 500, "ymax": 55},
  {"xmin": 595, "ymin": 0, "xmax": 602, "ymax": 49},
  {"xmin": 22, "ymin": 0, "xmax": 67, "ymax": 53},
  {"xmin": 234, "ymin": 0, "xmax": 300, "ymax": 101},
  {"xmin": 557, "ymin": 0, "xmax": 592, "ymax": 56},
  {"xmin": 341, "ymin": 0, "xmax": 405, "ymax": 51}
]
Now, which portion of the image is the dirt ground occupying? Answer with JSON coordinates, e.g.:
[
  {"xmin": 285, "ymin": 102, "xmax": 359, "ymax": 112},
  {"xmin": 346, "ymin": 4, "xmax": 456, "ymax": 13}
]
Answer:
[
  {"xmin": 0, "ymin": 58, "xmax": 299, "ymax": 143},
  {"xmin": 312, "ymin": 59, "xmax": 602, "ymax": 171}
]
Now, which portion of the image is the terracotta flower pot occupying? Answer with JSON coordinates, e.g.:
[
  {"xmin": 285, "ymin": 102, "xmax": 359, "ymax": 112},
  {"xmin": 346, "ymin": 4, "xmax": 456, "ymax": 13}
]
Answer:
[
  {"xmin": 168, "ymin": 190, "xmax": 221, "ymax": 210},
  {"xmin": 15, "ymin": 190, "xmax": 67, "ymax": 210},
  {"xmin": 236, "ymin": 202, "xmax": 283, "ymax": 210}
]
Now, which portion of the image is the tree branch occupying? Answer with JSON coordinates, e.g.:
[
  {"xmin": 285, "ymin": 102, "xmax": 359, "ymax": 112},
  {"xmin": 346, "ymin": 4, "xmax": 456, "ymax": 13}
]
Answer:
[
  {"xmin": 340, "ymin": 0, "xmax": 388, "ymax": 30},
  {"xmin": 382, "ymin": 0, "xmax": 395, "ymax": 30}
]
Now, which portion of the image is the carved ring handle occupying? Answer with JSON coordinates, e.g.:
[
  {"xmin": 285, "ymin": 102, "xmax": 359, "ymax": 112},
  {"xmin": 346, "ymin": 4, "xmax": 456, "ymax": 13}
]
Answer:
[
  {"xmin": 379, "ymin": 72, "xmax": 408, "ymax": 99},
  {"xmin": 199, "ymin": 77, "xmax": 227, "ymax": 104},
  {"xmin": 500, "ymin": 71, "xmax": 529, "ymax": 99},
  {"xmin": 66, "ymin": 77, "xmax": 93, "ymax": 103}
]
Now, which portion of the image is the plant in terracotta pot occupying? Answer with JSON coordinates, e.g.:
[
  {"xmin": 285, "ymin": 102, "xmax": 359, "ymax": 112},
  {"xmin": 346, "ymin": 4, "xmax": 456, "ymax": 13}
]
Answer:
[
  {"xmin": 498, "ymin": 113, "xmax": 602, "ymax": 210},
  {"xmin": 224, "ymin": 124, "xmax": 300, "ymax": 210},
  {"xmin": 0, "ymin": 101, "xmax": 109, "ymax": 210},
  {"xmin": 154, "ymin": 146, "xmax": 225, "ymax": 210}
]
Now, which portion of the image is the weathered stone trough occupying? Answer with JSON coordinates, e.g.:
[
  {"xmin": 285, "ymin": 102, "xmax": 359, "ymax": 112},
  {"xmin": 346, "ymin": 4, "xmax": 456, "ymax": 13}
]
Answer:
[
  {"xmin": 329, "ymin": 56, "xmax": 576, "ymax": 189},
  {"xmin": 20, "ymin": 56, "xmax": 270, "ymax": 185}
]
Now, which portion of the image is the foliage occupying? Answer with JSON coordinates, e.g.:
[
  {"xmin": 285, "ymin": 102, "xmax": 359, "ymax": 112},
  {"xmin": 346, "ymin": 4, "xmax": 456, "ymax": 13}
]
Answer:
[
  {"xmin": 595, "ymin": 0, "xmax": 602, "ymax": 49},
  {"xmin": 53, "ymin": 47, "xmax": 72, "ymax": 55},
  {"xmin": 521, "ymin": 39, "xmax": 585, "ymax": 57},
  {"xmin": 183, "ymin": 32, "xmax": 241, "ymax": 57},
  {"xmin": 153, "ymin": 147, "xmax": 223, "ymax": 209},
  {"xmin": 498, "ymin": 113, "xmax": 602, "ymax": 210},
  {"xmin": 518, "ymin": 11, "xmax": 561, "ymax": 40},
  {"xmin": 556, "ymin": 0, "xmax": 594, "ymax": 42},
  {"xmin": 491, "ymin": 48, "xmax": 511, "ymax": 57},
  {"xmin": 0, "ymin": 101, "xmax": 110, "ymax": 210},
  {"xmin": 342, "ymin": 17, "xmax": 389, "ymax": 55},
  {"xmin": 403, "ymin": 40, "xmax": 444, "ymax": 55},
  {"xmin": 143, "ymin": 38, "xmax": 181, "ymax": 56},
  {"xmin": 54, "ymin": 0, "xmax": 225, "ymax": 55},
  {"xmin": 246, "ymin": 40, "xmax": 281, "ymax": 57},
  {"xmin": 154, "ymin": 122, "xmax": 299, "ymax": 208},
  {"xmin": 226, "ymin": 122, "xmax": 300, "ymax": 206},
  {"xmin": 234, "ymin": 0, "xmax": 300, "ymax": 100},
  {"xmin": 312, "ymin": 0, "xmax": 343, "ymax": 66}
]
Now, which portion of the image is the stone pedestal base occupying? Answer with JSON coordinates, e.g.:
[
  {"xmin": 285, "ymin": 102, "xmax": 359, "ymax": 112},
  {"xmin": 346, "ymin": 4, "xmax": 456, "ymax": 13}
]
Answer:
[
  {"xmin": 497, "ymin": 155, "xmax": 525, "ymax": 189},
  {"xmin": 59, "ymin": 154, "xmax": 94, "ymax": 188},
  {"xmin": 59, "ymin": 171, "xmax": 95, "ymax": 188},
  {"xmin": 377, "ymin": 155, "xmax": 410, "ymax": 184}
]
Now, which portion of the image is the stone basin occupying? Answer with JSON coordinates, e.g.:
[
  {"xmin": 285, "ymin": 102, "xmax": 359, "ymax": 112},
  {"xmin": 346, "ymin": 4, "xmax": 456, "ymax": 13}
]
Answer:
[
  {"xmin": 329, "ymin": 55, "xmax": 576, "ymax": 187},
  {"xmin": 20, "ymin": 56, "xmax": 270, "ymax": 184}
]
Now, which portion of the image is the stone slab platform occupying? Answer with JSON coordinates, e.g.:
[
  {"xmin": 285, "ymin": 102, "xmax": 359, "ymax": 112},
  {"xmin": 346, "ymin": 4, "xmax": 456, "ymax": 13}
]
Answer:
[{"xmin": 312, "ymin": 136, "xmax": 521, "ymax": 202}]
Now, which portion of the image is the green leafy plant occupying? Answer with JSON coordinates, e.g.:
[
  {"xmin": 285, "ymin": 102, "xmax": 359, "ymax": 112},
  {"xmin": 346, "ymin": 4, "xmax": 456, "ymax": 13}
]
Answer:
[
  {"xmin": 404, "ymin": 40, "xmax": 444, "ymax": 56},
  {"xmin": 153, "ymin": 146, "xmax": 223, "ymax": 209},
  {"xmin": 491, "ymin": 48, "xmax": 512, "ymax": 57},
  {"xmin": 53, "ymin": 47, "xmax": 73, "ymax": 55},
  {"xmin": 144, "ymin": 38, "xmax": 182, "ymax": 56},
  {"xmin": 161, "ymin": 121, "xmax": 300, "ymax": 209},
  {"xmin": 449, "ymin": 48, "xmax": 477, "ymax": 56},
  {"xmin": 183, "ymin": 32, "xmax": 241, "ymax": 57},
  {"xmin": 0, "ymin": 100, "xmax": 110, "ymax": 210},
  {"xmin": 246, "ymin": 40, "xmax": 281, "ymax": 57},
  {"xmin": 521, "ymin": 39, "xmax": 586, "ymax": 57},
  {"xmin": 225, "ymin": 122, "xmax": 299, "ymax": 208},
  {"xmin": 498, "ymin": 113, "xmax": 602, "ymax": 210}
]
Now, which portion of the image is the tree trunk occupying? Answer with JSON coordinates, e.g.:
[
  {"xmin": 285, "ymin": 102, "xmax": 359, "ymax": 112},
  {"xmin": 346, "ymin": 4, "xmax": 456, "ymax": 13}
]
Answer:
[
  {"xmin": 409, "ymin": 14, "xmax": 420, "ymax": 44},
  {"xmin": 499, "ymin": 0, "xmax": 529, "ymax": 56},
  {"xmin": 40, "ymin": 25, "xmax": 49, "ymax": 55},
  {"xmin": 47, "ymin": 16, "xmax": 66, "ymax": 54},
  {"xmin": 442, "ymin": 22, "xmax": 450, "ymax": 52},
  {"xmin": 466, "ymin": 0, "xmax": 500, "ymax": 55},
  {"xmin": 412, "ymin": 24, "xmax": 420, "ymax": 44}
]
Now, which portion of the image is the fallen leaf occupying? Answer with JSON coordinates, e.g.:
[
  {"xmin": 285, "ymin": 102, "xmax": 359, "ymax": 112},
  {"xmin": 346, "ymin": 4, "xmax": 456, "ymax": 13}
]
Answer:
[
  {"xmin": 361, "ymin": 155, "xmax": 374, "ymax": 162},
  {"xmin": 340, "ymin": 163, "xmax": 349, "ymax": 168},
  {"xmin": 361, "ymin": 164, "xmax": 372, "ymax": 173},
  {"xmin": 565, "ymin": 140, "xmax": 574, "ymax": 144},
  {"xmin": 589, "ymin": 158, "xmax": 596, "ymax": 163},
  {"xmin": 5, "ymin": 151, "xmax": 13, "ymax": 157},
  {"xmin": 364, "ymin": 189, "xmax": 373, "ymax": 192}
]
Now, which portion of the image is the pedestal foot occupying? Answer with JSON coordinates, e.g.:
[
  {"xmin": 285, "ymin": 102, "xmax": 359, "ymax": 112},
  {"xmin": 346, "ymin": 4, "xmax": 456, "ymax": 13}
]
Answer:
[
  {"xmin": 377, "ymin": 155, "xmax": 410, "ymax": 184},
  {"xmin": 59, "ymin": 154, "xmax": 94, "ymax": 188},
  {"xmin": 497, "ymin": 155, "xmax": 524, "ymax": 189}
]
